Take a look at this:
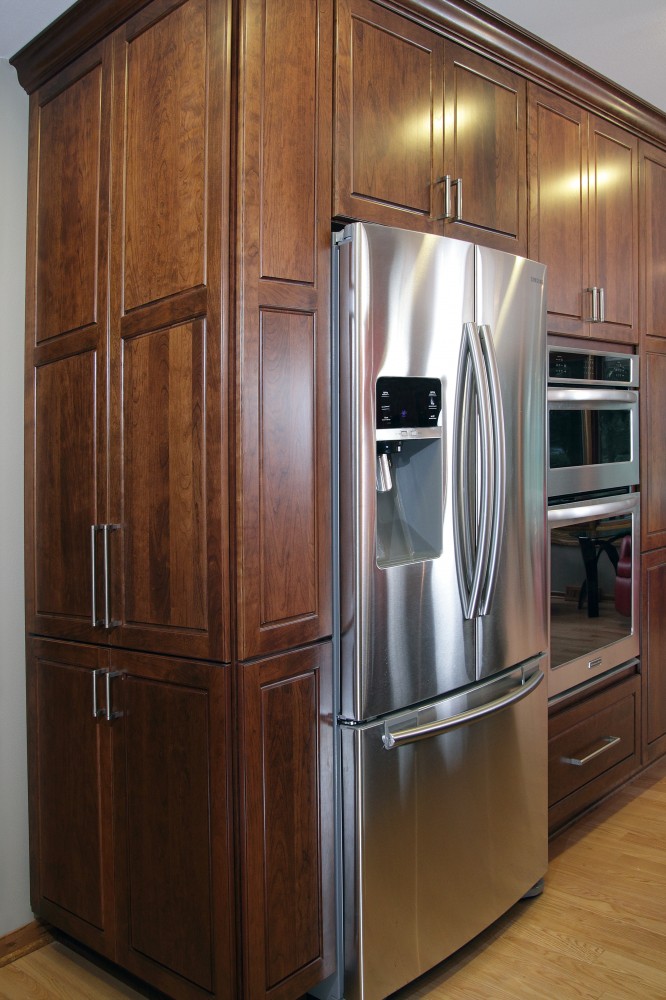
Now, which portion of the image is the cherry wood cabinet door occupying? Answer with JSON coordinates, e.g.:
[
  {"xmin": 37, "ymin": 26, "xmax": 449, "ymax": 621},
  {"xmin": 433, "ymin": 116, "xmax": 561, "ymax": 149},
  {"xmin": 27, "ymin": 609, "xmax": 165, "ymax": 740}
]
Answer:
[
  {"xmin": 334, "ymin": 0, "xmax": 445, "ymax": 231},
  {"xmin": 237, "ymin": 643, "xmax": 335, "ymax": 1000},
  {"xmin": 108, "ymin": 0, "xmax": 231, "ymax": 661},
  {"xmin": 588, "ymin": 115, "xmax": 639, "ymax": 344},
  {"xmin": 25, "ymin": 43, "xmax": 112, "ymax": 644},
  {"xmin": 444, "ymin": 43, "xmax": 527, "ymax": 254},
  {"xmin": 528, "ymin": 85, "xmax": 589, "ymax": 337},
  {"xmin": 641, "ymin": 548, "xmax": 666, "ymax": 764},
  {"xmin": 27, "ymin": 639, "xmax": 115, "ymax": 958},
  {"xmin": 236, "ymin": 0, "xmax": 333, "ymax": 660},
  {"xmin": 113, "ymin": 653, "xmax": 236, "ymax": 999},
  {"xmin": 639, "ymin": 140, "xmax": 666, "ymax": 340}
]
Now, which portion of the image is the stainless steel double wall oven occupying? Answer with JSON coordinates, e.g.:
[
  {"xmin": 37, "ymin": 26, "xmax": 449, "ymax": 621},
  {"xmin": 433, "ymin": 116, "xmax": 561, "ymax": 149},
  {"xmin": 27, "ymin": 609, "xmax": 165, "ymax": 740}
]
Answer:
[{"xmin": 547, "ymin": 346, "xmax": 640, "ymax": 698}]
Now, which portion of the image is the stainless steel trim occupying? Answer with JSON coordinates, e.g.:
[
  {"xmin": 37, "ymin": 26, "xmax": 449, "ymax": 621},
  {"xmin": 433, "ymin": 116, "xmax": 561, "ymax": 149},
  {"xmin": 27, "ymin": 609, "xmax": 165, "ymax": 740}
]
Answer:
[
  {"xmin": 92, "ymin": 668, "xmax": 106, "ymax": 719},
  {"xmin": 478, "ymin": 324, "xmax": 506, "ymax": 616},
  {"xmin": 560, "ymin": 735, "xmax": 620, "ymax": 766},
  {"xmin": 375, "ymin": 427, "xmax": 442, "ymax": 442},
  {"xmin": 547, "ymin": 492, "xmax": 638, "ymax": 525},
  {"xmin": 105, "ymin": 670, "xmax": 123, "ymax": 722},
  {"xmin": 548, "ymin": 387, "xmax": 639, "ymax": 405},
  {"xmin": 547, "ymin": 345, "xmax": 639, "ymax": 388},
  {"xmin": 382, "ymin": 667, "xmax": 544, "ymax": 749}
]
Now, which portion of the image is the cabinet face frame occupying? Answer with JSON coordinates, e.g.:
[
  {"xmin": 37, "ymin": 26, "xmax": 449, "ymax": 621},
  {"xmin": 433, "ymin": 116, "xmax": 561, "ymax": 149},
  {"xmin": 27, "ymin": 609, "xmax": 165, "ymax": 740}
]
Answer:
[{"xmin": 641, "ymin": 548, "xmax": 666, "ymax": 764}]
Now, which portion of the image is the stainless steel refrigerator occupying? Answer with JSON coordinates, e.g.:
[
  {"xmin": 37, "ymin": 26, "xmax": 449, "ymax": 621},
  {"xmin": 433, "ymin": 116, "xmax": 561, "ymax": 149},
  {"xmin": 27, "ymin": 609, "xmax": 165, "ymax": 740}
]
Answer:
[{"xmin": 322, "ymin": 222, "xmax": 548, "ymax": 1000}]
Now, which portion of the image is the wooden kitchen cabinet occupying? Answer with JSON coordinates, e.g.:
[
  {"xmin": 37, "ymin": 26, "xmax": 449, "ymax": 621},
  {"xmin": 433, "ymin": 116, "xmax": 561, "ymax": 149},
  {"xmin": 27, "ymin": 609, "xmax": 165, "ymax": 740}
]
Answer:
[
  {"xmin": 641, "ymin": 549, "xmax": 666, "ymax": 764},
  {"xmin": 548, "ymin": 670, "xmax": 641, "ymax": 833},
  {"xmin": 237, "ymin": 642, "xmax": 335, "ymax": 1000},
  {"xmin": 27, "ymin": 638, "xmax": 236, "ymax": 999},
  {"xmin": 334, "ymin": 0, "xmax": 527, "ymax": 253},
  {"xmin": 25, "ymin": 0, "xmax": 231, "ymax": 663},
  {"xmin": 528, "ymin": 85, "xmax": 639, "ymax": 343},
  {"xmin": 235, "ymin": 0, "xmax": 333, "ymax": 661},
  {"xmin": 639, "ymin": 141, "xmax": 666, "ymax": 340}
]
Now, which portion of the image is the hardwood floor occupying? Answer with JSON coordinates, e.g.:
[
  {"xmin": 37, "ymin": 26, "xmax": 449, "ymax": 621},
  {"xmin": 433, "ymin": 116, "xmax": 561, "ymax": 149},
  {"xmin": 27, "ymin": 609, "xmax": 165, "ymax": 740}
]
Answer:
[{"xmin": 1, "ymin": 757, "xmax": 665, "ymax": 1000}]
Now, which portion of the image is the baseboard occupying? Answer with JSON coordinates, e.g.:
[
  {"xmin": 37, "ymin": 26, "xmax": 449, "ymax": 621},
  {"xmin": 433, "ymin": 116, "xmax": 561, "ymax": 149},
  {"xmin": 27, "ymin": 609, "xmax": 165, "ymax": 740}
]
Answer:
[{"xmin": 0, "ymin": 919, "xmax": 52, "ymax": 968}]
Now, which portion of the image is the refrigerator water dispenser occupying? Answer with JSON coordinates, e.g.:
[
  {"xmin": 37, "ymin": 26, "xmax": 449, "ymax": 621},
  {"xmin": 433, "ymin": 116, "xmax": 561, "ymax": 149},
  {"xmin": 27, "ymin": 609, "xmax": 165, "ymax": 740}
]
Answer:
[{"xmin": 375, "ymin": 376, "xmax": 443, "ymax": 568}]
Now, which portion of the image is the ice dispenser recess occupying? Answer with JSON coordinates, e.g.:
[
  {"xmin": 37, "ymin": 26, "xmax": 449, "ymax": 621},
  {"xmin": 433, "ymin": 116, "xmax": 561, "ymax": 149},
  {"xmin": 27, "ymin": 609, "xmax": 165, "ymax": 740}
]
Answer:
[{"xmin": 375, "ymin": 376, "xmax": 443, "ymax": 568}]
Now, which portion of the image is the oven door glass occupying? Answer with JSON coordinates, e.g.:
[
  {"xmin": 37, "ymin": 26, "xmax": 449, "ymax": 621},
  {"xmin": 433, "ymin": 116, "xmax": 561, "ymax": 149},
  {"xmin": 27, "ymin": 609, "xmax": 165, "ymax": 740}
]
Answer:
[
  {"xmin": 547, "ymin": 390, "xmax": 639, "ymax": 497},
  {"xmin": 548, "ymin": 493, "xmax": 639, "ymax": 697}
]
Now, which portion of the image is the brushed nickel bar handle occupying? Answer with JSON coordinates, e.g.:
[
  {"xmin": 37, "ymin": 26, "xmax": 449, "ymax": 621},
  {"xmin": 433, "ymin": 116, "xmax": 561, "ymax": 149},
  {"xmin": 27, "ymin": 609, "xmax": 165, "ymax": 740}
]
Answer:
[
  {"xmin": 598, "ymin": 286, "xmax": 606, "ymax": 323},
  {"xmin": 435, "ymin": 175, "xmax": 453, "ymax": 221},
  {"xmin": 561, "ymin": 735, "xmax": 620, "ymax": 767},
  {"xmin": 91, "ymin": 525, "xmax": 102, "ymax": 627},
  {"xmin": 454, "ymin": 176, "xmax": 462, "ymax": 221},
  {"xmin": 105, "ymin": 671, "xmax": 123, "ymax": 722},
  {"xmin": 102, "ymin": 524, "xmax": 121, "ymax": 629},
  {"xmin": 586, "ymin": 286, "xmax": 599, "ymax": 322},
  {"xmin": 92, "ymin": 668, "xmax": 106, "ymax": 719}
]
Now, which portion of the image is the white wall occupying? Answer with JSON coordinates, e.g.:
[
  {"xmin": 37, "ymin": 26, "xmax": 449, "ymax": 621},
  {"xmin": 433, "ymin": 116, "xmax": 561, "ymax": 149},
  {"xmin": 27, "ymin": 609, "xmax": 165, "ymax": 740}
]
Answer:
[{"xmin": 0, "ymin": 57, "xmax": 32, "ymax": 937}]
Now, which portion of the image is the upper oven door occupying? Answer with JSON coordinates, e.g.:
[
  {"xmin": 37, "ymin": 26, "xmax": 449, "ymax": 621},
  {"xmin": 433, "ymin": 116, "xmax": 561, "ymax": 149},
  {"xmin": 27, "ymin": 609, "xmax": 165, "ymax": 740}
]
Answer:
[{"xmin": 548, "ymin": 388, "xmax": 639, "ymax": 498}]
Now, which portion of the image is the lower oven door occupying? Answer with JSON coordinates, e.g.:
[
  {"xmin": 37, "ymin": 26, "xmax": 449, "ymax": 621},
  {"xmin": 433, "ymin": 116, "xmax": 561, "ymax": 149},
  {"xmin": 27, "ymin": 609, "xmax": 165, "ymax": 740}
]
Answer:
[
  {"xmin": 339, "ymin": 662, "xmax": 547, "ymax": 1000},
  {"xmin": 548, "ymin": 492, "xmax": 640, "ymax": 697}
]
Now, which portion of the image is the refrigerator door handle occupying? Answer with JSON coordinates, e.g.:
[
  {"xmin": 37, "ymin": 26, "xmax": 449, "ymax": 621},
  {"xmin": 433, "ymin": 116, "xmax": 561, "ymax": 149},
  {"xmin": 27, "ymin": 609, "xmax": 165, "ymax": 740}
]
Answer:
[
  {"xmin": 382, "ymin": 667, "xmax": 544, "ymax": 749},
  {"xmin": 478, "ymin": 324, "xmax": 506, "ymax": 616},
  {"xmin": 453, "ymin": 322, "xmax": 494, "ymax": 619}
]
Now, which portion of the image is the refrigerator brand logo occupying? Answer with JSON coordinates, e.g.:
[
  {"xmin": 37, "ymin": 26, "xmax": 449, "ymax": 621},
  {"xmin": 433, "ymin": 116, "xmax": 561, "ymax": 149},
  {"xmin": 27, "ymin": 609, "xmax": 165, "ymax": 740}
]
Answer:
[{"xmin": 531, "ymin": 276, "xmax": 544, "ymax": 285}]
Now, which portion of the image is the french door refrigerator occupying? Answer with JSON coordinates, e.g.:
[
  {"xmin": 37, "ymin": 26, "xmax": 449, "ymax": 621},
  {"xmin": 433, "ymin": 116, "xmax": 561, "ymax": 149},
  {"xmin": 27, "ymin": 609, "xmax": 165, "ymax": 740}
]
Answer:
[{"xmin": 323, "ymin": 222, "xmax": 548, "ymax": 1000}]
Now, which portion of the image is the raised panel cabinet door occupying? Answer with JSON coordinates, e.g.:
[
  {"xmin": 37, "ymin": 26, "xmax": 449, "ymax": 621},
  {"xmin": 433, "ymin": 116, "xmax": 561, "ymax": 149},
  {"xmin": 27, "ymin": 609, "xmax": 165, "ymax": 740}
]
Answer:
[
  {"xmin": 444, "ymin": 43, "xmax": 527, "ymax": 254},
  {"xmin": 236, "ymin": 0, "xmax": 333, "ymax": 659},
  {"xmin": 112, "ymin": 653, "xmax": 236, "ymax": 1000},
  {"xmin": 334, "ymin": 0, "xmax": 445, "ymax": 230},
  {"xmin": 641, "ymin": 549, "xmax": 666, "ymax": 763},
  {"xmin": 26, "ymin": 639, "xmax": 115, "ymax": 957},
  {"xmin": 527, "ymin": 85, "xmax": 589, "ymax": 337},
  {"xmin": 238, "ymin": 643, "xmax": 334, "ymax": 1000},
  {"xmin": 108, "ymin": 0, "xmax": 231, "ymax": 661},
  {"xmin": 641, "ymin": 346, "xmax": 666, "ymax": 551},
  {"xmin": 588, "ymin": 115, "xmax": 639, "ymax": 343},
  {"xmin": 25, "ymin": 44, "xmax": 112, "ymax": 644},
  {"xmin": 640, "ymin": 141, "xmax": 666, "ymax": 339}
]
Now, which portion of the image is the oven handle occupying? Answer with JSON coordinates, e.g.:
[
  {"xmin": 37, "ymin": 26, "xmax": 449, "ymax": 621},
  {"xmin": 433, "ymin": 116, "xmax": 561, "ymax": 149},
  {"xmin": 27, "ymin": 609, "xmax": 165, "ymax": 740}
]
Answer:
[
  {"xmin": 548, "ymin": 388, "xmax": 638, "ymax": 405},
  {"xmin": 548, "ymin": 493, "xmax": 639, "ymax": 525},
  {"xmin": 381, "ymin": 667, "xmax": 544, "ymax": 750}
]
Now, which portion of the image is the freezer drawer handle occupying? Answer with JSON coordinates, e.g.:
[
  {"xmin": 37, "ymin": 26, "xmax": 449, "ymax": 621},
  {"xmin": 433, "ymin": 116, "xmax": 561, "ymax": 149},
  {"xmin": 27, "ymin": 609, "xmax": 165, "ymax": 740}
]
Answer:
[
  {"xmin": 560, "ymin": 735, "xmax": 621, "ymax": 767},
  {"xmin": 381, "ymin": 668, "xmax": 544, "ymax": 749}
]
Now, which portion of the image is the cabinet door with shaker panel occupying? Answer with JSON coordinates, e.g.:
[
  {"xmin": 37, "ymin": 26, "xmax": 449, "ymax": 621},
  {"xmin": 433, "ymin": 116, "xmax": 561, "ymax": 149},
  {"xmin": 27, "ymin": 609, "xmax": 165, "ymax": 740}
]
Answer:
[
  {"xmin": 528, "ymin": 85, "xmax": 638, "ymax": 343},
  {"xmin": 334, "ymin": 0, "xmax": 527, "ymax": 253}
]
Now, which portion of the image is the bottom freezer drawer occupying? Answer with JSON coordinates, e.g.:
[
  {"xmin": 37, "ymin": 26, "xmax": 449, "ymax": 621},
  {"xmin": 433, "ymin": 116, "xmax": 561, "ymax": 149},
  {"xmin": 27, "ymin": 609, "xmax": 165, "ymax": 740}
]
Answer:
[{"xmin": 341, "ymin": 665, "xmax": 548, "ymax": 1000}]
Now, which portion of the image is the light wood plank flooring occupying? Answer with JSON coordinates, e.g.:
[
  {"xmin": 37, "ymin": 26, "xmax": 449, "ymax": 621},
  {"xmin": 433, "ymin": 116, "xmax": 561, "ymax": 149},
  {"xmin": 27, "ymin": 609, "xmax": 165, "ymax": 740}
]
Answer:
[{"xmin": 1, "ymin": 757, "xmax": 665, "ymax": 1000}]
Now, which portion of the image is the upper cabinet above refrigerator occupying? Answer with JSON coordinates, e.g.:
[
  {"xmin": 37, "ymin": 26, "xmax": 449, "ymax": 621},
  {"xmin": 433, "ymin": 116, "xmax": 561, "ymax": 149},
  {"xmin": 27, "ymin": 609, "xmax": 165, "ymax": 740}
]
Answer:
[{"xmin": 334, "ymin": 0, "xmax": 527, "ymax": 255}]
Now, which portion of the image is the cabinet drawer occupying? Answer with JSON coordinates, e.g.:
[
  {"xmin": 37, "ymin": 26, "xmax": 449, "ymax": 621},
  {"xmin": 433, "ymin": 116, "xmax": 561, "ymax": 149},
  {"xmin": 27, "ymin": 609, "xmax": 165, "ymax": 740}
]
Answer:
[{"xmin": 548, "ymin": 673, "xmax": 640, "ymax": 831}]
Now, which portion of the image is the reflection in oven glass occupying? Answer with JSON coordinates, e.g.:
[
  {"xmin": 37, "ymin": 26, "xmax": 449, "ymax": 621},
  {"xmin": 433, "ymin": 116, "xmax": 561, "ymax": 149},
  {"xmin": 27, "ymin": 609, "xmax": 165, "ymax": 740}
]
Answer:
[{"xmin": 550, "ymin": 517, "xmax": 633, "ymax": 669}]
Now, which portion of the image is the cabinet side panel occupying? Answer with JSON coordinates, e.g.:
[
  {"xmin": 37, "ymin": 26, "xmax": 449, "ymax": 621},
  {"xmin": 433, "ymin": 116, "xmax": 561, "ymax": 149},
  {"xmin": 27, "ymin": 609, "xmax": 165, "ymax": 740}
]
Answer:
[
  {"xmin": 643, "ymin": 349, "xmax": 666, "ymax": 548},
  {"xmin": 122, "ymin": 0, "xmax": 207, "ymax": 311},
  {"xmin": 641, "ymin": 146, "xmax": 666, "ymax": 339},
  {"xmin": 645, "ymin": 559, "xmax": 666, "ymax": 748},
  {"xmin": 35, "ymin": 64, "xmax": 102, "ymax": 342},
  {"xmin": 259, "ymin": 310, "xmax": 317, "ymax": 626},
  {"xmin": 260, "ymin": 0, "xmax": 317, "ymax": 283}
]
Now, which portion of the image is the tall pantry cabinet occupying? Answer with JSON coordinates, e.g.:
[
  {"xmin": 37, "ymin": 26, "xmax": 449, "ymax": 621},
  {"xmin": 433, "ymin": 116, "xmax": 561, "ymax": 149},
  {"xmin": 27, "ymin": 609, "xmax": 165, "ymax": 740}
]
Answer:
[{"xmin": 17, "ymin": 0, "xmax": 334, "ymax": 998}]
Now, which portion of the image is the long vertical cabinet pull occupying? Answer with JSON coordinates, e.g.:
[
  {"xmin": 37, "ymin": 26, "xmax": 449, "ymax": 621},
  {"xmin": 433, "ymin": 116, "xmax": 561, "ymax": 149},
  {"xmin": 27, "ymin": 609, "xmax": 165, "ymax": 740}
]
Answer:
[
  {"xmin": 92, "ymin": 668, "xmax": 106, "ymax": 718},
  {"xmin": 90, "ymin": 524, "xmax": 120, "ymax": 629},
  {"xmin": 105, "ymin": 672, "xmax": 123, "ymax": 722},
  {"xmin": 90, "ymin": 668, "xmax": 123, "ymax": 721},
  {"xmin": 478, "ymin": 325, "xmax": 506, "ymax": 616},
  {"xmin": 436, "ymin": 175, "xmax": 463, "ymax": 222}
]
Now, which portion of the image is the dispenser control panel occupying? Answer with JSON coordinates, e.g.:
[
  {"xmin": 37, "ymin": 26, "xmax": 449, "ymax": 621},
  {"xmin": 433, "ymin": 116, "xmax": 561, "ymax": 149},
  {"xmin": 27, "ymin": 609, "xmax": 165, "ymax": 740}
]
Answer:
[{"xmin": 376, "ymin": 377, "xmax": 442, "ymax": 429}]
